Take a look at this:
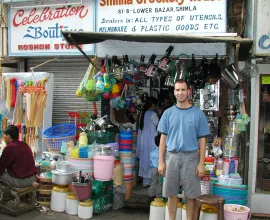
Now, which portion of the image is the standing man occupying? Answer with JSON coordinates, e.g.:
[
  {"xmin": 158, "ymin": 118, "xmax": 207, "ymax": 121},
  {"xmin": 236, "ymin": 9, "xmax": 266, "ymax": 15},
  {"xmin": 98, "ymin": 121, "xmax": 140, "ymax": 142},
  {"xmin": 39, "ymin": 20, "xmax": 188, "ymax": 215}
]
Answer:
[
  {"xmin": 157, "ymin": 79, "xmax": 210, "ymax": 220},
  {"xmin": 0, "ymin": 125, "xmax": 37, "ymax": 188}
]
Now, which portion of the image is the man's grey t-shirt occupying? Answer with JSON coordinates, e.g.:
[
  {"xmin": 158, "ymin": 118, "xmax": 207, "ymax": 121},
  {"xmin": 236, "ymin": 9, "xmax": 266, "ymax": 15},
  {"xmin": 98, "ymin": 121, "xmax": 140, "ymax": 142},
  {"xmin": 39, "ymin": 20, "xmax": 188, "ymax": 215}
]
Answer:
[{"xmin": 157, "ymin": 105, "xmax": 210, "ymax": 152}]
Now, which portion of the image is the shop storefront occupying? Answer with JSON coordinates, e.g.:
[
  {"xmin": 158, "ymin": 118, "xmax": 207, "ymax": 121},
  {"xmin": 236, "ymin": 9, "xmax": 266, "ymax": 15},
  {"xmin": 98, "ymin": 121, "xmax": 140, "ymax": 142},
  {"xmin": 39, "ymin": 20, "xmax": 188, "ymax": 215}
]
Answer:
[
  {"xmin": 248, "ymin": 0, "xmax": 270, "ymax": 214},
  {"xmin": 0, "ymin": 0, "xmax": 256, "ymax": 218}
]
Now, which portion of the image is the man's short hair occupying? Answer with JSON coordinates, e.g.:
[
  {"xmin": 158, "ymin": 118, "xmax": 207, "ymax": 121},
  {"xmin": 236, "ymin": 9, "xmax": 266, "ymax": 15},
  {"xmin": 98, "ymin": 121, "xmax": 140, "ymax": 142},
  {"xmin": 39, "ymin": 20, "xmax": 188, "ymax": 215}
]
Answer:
[
  {"xmin": 4, "ymin": 125, "xmax": 19, "ymax": 140},
  {"xmin": 174, "ymin": 79, "xmax": 190, "ymax": 89}
]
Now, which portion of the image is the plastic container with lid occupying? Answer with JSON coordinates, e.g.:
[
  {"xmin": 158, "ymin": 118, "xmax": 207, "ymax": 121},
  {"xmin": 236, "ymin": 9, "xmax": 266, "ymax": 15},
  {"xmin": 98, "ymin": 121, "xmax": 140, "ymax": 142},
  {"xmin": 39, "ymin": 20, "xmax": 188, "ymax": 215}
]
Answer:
[
  {"xmin": 71, "ymin": 146, "xmax": 79, "ymax": 158},
  {"xmin": 165, "ymin": 200, "xmax": 182, "ymax": 220},
  {"xmin": 182, "ymin": 204, "xmax": 187, "ymax": 220},
  {"xmin": 232, "ymin": 157, "xmax": 239, "ymax": 173},
  {"xmin": 149, "ymin": 198, "xmax": 166, "ymax": 220},
  {"xmin": 79, "ymin": 132, "xmax": 88, "ymax": 148},
  {"xmin": 50, "ymin": 185, "xmax": 69, "ymax": 212},
  {"xmin": 65, "ymin": 192, "xmax": 78, "ymax": 215},
  {"xmin": 199, "ymin": 204, "xmax": 217, "ymax": 220},
  {"xmin": 223, "ymin": 158, "xmax": 230, "ymax": 175},
  {"xmin": 78, "ymin": 200, "xmax": 93, "ymax": 219},
  {"xmin": 215, "ymin": 158, "xmax": 223, "ymax": 176}
]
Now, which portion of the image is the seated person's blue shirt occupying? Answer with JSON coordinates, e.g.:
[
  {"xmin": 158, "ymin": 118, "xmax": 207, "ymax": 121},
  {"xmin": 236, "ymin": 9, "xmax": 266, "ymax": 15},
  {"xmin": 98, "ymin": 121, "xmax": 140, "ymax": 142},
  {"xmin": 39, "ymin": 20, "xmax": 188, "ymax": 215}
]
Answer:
[
  {"xmin": 150, "ymin": 146, "xmax": 159, "ymax": 168},
  {"xmin": 157, "ymin": 105, "xmax": 210, "ymax": 152}
]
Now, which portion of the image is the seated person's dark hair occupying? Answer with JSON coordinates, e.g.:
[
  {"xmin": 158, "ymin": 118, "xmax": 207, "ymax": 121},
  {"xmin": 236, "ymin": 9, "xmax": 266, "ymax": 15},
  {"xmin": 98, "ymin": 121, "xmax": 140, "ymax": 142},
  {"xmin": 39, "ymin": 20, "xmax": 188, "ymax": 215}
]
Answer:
[{"xmin": 4, "ymin": 125, "xmax": 19, "ymax": 140}]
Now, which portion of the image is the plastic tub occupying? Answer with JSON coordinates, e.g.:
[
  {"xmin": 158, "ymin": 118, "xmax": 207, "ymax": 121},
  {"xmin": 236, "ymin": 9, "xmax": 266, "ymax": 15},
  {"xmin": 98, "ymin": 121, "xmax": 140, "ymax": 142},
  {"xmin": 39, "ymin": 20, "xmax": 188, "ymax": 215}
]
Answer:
[
  {"xmin": 211, "ymin": 186, "xmax": 248, "ymax": 197},
  {"xmin": 94, "ymin": 155, "xmax": 115, "ymax": 181},
  {"xmin": 218, "ymin": 175, "xmax": 242, "ymax": 186},
  {"xmin": 224, "ymin": 204, "xmax": 250, "ymax": 220},
  {"xmin": 225, "ymin": 200, "xmax": 247, "ymax": 205}
]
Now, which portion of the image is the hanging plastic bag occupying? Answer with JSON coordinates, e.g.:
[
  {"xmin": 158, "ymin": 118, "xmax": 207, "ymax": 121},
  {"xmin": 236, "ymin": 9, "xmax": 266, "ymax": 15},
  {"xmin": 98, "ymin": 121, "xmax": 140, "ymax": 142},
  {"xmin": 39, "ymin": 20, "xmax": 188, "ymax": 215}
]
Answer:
[
  {"xmin": 112, "ymin": 185, "xmax": 126, "ymax": 210},
  {"xmin": 76, "ymin": 56, "xmax": 97, "ymax": 97}
]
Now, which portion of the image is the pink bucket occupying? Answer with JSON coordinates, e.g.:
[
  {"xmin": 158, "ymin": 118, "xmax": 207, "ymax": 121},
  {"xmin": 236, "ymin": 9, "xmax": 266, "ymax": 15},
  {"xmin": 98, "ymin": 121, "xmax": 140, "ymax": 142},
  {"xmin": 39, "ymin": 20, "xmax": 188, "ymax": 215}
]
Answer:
[
  {"xmin": 94, "ymin": 155, "xmax": 115, "ymax": 181},
  {"xmin": 224, "ymin": 204, "xmax": 250, "ymax": 220}
]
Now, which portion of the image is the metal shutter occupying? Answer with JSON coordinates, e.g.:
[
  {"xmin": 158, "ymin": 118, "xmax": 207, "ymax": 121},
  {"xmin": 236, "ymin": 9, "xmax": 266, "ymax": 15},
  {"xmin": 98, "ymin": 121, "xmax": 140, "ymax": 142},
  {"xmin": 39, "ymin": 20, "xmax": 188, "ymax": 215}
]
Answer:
[{"xmin": 27, "ymin": 57, "xmax": 101, "ymax": 125}]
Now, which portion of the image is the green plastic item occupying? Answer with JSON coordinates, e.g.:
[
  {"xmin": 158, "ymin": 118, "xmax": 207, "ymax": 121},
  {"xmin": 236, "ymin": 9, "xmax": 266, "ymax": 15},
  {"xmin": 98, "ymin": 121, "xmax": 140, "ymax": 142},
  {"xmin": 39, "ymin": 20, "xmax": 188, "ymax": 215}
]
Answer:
[{"xmin": 92, "ymin": 180, "xmax": 103, "ymax": 196}]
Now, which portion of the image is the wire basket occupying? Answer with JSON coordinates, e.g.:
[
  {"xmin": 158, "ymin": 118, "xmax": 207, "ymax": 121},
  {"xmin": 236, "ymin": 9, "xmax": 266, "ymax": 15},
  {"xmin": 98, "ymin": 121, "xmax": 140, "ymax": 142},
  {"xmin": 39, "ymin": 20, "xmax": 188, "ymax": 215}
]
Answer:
[
  {"xmin": 43, "ymin": 136, "xmax": 74, "ymax": 153},
  {"xmin": 43, "ymin": 124, "xmax": 76, "ymax": 138}
]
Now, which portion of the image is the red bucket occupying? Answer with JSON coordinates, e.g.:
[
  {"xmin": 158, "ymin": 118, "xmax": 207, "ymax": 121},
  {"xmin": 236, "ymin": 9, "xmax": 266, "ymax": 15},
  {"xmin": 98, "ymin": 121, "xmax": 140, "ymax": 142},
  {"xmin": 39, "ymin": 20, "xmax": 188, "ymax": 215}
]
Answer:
[
  {"xmin": 119, "ymin": 139, "xmax": 133, "ymax": 145},
  {"xmin": 72, "ymin": 182, "xmax": 92, "ymax": 201}
]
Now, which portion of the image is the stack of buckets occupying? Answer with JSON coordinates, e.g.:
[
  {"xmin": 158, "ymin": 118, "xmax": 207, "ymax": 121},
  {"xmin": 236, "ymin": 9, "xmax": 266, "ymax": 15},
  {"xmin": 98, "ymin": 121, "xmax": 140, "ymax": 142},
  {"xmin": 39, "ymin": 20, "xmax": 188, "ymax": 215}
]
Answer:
[
  {"xmin": 132, "ymin": 131, "xmax": 138, "ymax": 187},
  {"xmin": 119, "ymin": 131, "xmax": 133, "ymax": 200}
]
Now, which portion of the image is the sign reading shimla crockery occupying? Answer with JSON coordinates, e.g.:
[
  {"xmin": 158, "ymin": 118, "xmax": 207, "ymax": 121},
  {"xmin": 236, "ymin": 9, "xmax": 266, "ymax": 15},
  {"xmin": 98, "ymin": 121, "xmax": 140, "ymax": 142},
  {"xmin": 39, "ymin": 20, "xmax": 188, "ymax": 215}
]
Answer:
[
  {"xmin": 8, "ymin": 1, "xmax": 95, "ymax": 56},
  {"xmin": 97, "ymin": 0, "xmax": 227, "ymax": 34}
]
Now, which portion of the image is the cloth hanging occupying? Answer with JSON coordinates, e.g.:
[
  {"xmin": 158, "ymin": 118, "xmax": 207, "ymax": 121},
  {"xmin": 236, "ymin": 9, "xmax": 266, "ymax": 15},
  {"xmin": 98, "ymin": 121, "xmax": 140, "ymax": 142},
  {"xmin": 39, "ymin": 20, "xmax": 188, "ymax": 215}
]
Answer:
[
  {"xmin": 34, "ymin": 92, "xmax": 47, "ymax": 127},
  {"xmin": 10, "ymin": 78, "xmax": 17, "ymax": 108},
  {"xmin": 29, "ymin": 92, "xmax": 38, "ymax": 127},
  {"xmin": 12, "ymin": 92, "xmax": 23, "ymax": 125},
  {"xmin": 25, "ymin": 93, "xmax": 31, "ymax": 127},
  {"xmin": 5, "ymin": 77, "xmax": 11, "ymax": 111},
  {"xmin": 1, "ymin": 76, "xmax": 6, "ymax": 99}
]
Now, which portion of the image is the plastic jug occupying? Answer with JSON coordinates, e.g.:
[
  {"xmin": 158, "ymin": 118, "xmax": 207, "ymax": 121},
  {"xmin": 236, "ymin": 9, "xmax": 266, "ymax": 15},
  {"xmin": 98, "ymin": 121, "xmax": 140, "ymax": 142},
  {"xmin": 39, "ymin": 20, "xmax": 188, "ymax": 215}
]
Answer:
[
  {"xmin": 79, "ymin": 132, "xmax": 88, "ymax": 148},
  {"xmin": 223, "ymin": 158, "xmax": 230, "ymax": 175},
  {"xmin": 71, "ymin": 146, "xmax": 79, "ymax": 158},
  {"xmin": 149, "ymin": 198, "xmax": 166, "ymax": 220},
  {"xmin": 229, "ymin": 158, "xmax": 235, "ymax": 174}
]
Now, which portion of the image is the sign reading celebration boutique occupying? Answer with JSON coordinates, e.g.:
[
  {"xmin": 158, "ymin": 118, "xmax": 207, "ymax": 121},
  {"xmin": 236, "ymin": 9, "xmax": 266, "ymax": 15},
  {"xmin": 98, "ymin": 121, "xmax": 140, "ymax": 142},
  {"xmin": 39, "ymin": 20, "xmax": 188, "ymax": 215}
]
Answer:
[
  {"xmin": 97, "ymin": 0, "xmax": 227, "ymax": 34},
  {"xmin": 8, "ymin": 1, "xmax": 95, "ymax": 56}
]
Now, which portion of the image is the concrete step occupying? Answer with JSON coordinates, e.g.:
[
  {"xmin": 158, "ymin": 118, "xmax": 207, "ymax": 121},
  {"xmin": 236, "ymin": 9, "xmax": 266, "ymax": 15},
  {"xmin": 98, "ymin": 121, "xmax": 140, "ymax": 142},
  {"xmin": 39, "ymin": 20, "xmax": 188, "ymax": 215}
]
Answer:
[{"xmin": 124, "ymin": 183, "xmax": 151, "ymax": 209}]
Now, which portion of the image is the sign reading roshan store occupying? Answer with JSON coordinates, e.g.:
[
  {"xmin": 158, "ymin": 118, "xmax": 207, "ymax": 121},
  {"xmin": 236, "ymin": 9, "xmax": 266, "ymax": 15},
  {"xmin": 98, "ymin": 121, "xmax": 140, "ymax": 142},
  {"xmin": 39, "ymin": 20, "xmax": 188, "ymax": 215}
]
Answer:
[{"xmin": 8, "ymin": 2, "xmax": 95, "ymax": 56}]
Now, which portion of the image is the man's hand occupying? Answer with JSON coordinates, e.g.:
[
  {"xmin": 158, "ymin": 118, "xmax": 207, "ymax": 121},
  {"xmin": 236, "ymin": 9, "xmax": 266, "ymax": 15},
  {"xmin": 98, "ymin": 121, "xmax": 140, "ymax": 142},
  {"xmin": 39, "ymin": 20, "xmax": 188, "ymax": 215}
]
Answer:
[
  {"xmin": 196, "ymin": 163, "xmax": 204, "ymax": 178},
  {"xmin": 158, "ymin": 161, "xmax": 166, "ymax": 176}
]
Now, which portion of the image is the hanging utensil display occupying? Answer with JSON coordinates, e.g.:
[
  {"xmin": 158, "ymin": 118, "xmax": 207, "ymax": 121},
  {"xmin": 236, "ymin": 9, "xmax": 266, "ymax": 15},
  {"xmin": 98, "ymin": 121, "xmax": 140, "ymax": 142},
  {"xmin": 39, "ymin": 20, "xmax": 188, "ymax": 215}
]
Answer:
[
  {"xmin": 145, "ymin": 54, "xmax": 157, "ymax": 78},
  {"xmin": 158, "ymin": 45, "xmax": 174, "ymax": 74}
]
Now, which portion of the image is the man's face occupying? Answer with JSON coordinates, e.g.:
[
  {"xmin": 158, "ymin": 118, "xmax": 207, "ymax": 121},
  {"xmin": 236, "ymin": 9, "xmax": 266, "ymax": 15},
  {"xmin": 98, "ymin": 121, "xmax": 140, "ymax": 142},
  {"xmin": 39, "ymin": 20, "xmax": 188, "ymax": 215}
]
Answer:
[
  {"xmin": 174, "ymin": 82, "xmax": 190, "ymax": 103},
  {"xmin": 4, "ymin": 134, "xmax": 12, "ymax": 145}
]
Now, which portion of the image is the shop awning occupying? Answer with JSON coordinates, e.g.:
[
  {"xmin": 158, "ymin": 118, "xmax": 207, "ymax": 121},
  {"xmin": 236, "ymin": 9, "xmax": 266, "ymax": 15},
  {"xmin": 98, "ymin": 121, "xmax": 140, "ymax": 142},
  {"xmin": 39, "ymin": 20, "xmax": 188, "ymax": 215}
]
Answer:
[{"xmin": 61, "ymin": 31, "xmax": 254, "ymax": 61}]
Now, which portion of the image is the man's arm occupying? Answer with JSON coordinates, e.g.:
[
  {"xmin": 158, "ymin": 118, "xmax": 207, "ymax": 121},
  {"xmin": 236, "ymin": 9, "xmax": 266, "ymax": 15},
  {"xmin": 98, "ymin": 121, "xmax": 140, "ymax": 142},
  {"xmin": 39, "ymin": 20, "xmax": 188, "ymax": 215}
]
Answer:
[
  {"xmin": 0, "ymin": 147, "xmax": 14, "ymax": 176},
  {"xmin": 196, "ymin": 137, "xmax": 207, "ymax": 178},
  {"xmin": 158, "ymin": 134, "xmax": 167, "ymax": 176}
]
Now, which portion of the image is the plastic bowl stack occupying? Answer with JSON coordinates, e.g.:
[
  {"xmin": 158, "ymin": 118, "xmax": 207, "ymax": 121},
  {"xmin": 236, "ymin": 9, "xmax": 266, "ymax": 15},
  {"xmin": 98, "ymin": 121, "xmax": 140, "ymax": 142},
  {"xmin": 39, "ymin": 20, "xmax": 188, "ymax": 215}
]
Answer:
[{"xmin": 211, "ymin": 180, "xmax": 248, "ymax": 205}]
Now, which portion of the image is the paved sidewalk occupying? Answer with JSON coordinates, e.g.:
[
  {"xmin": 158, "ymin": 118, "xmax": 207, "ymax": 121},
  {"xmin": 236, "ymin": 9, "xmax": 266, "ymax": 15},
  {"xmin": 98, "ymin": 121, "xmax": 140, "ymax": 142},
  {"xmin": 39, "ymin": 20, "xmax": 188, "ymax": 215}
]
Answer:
[{"xmin": 0, "ymin": 208, "xmax": 149, "ymax": 220}]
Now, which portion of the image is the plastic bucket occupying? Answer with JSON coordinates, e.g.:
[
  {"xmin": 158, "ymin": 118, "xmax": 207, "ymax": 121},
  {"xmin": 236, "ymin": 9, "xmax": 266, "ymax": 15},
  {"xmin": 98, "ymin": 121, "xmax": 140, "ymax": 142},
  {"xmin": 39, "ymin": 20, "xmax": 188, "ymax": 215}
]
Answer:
[
  {"xmin": 224, "ymin": 204, "xmax": 250, "ymax": 220},
  {"xmin": 93, "ymin": 155, "xmax": 115, "ymax": 181},
  {"xmin": 124, "ymin": 180, "xmax": 132, "ymax": 200}
]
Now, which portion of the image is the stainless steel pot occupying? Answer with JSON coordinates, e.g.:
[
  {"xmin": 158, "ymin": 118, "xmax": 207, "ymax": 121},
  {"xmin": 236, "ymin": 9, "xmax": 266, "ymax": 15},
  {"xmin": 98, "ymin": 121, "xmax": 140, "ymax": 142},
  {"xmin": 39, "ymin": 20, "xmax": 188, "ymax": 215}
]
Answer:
[
  {"xmin": 51, "ymin": 170, "xmax": 73, "ymax": 185},
  {"xmin": 56, "ymin": 161, "xmax": 71, "ymax": 173}
]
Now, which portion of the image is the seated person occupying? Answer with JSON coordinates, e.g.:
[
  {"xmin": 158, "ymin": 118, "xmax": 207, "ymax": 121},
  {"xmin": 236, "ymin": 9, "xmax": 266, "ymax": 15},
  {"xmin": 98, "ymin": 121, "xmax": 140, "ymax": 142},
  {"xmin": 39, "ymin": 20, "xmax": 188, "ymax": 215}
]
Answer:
[
  {"xmin": 0, "ymin": 125, "xmax": 37, "ymax": 188},
  {"xmin": 148, "ymin": 133, "xmax": 163, "ymax": 198}
]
